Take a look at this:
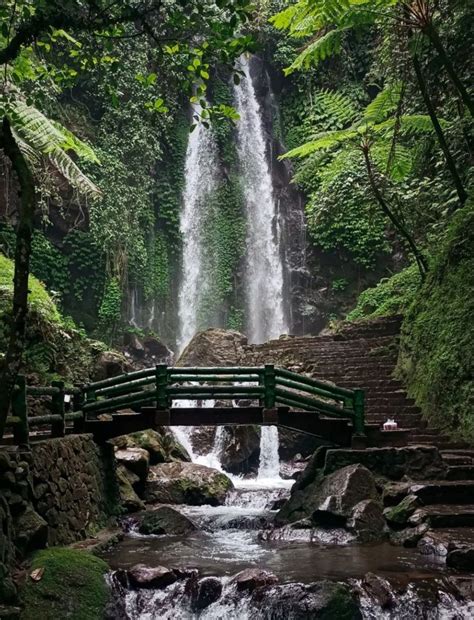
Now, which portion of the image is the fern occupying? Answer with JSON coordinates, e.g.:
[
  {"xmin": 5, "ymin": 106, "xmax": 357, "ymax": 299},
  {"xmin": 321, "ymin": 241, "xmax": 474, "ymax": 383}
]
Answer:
[
  {"xmin": 374, "ymin": 114, "xmax": 441, "ymax": 136},
  {"xmin": 371, "ymin": 142, "xmax": 413, "ymax": 181},
  {"xmin": 281, "ymin": 127, "xmax": 358, "ymax": 159},
  {"xmin": 363, "ymin": 83, "xmax": 403, "ymax": 124},
  {"xmin": 314, "ymin": 90, "xmax": 359, "ymax": 126},
  {"xmin": 0, "ymin": 96, "xmax": 101, "ymax": 199},
  {"xmin": 285, "ymin": 28, "xmax": 347, "ymax": 74}
]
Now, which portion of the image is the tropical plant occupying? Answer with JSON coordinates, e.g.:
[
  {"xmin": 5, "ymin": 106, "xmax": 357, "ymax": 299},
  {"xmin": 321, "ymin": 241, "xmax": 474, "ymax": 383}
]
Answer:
[
  {"xmin": 280, "ymin": 85, "xmax": 436, "ymax": 275},
  {"xmin": 0, "ymin": 93, "xmax": 100, "ymax": 198},
  {"xmin": 271, "ymin": 0, "xmax": 471, "ymax": 206},
  {"xmin": 271, "ymin": 0, "xmax": 473, "ymax": 117}
]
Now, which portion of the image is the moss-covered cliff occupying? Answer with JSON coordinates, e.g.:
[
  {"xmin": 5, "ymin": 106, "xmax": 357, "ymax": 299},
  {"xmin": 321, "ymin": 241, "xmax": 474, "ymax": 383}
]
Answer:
[{"xmin": 397, "ymin": 202, "xmax": 474, "ymax": 442}]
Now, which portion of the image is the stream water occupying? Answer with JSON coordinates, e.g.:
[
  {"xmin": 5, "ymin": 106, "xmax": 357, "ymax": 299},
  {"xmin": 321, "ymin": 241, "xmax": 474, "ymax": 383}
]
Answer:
[{"xmin": 104, "ymin": 477, "xmax": 474, "ymax": 619}]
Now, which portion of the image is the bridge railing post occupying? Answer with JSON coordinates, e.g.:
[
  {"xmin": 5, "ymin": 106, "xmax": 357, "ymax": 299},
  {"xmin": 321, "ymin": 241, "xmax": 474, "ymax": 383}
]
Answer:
[
  {"xmin": 51, "ymin": 380, "xmax": 65, "ymax": 438},
  {"xmin": 353, "ymin": 388, "xmax": 366, "ymax": 439},
  {"xmin": 12, "ymin": 375, "xmax": 29, "ymax": 447},
  {"xmin": 155, "ymin": 364, "xmax": 168, "ymax": 410},
  {"xmin": 264, "ymin": 364, "xmax": 276, "ymax": 409},
  {"xmin": 73, "ymin": 386, "xmax": 85, "ymax": 433}
]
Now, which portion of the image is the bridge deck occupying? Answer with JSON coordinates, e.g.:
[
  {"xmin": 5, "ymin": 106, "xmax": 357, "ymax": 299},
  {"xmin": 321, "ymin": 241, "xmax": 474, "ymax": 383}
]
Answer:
[{"xmin": 81, "ymin": 406, "xmax": 353, "ymax": 445}]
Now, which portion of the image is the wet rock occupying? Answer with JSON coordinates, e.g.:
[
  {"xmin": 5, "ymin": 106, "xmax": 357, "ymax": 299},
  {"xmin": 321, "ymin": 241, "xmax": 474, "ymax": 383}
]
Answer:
[
  {"xmin": 219, "ymin": 426, "xmax": 260, "ymax": 475},
  {"xmin": 323, "ymin": 446, "xmax": 447, "ymax": 481},
  {"xmin": 127, "ymin": 564, "xmax": 177, "ymax": 589},
  {"xmin": 13, "ymin": 507, "xmax": 48, "ymax": 556},
  {"xmin": 277, "ymin": 463, "xmax": 378, "ymax": 526},
  {"xmin": 112, "ymin": 429, "xmax": 190, "ymax": 465},
  {"xmin": 362, "ymin": 572, "xmax": 395, "ymax": 609},
  {"xmin": 348, "ymin": 500, "xmax": 386, "ymax": 542},
  {"xmin": 116, "ymin": 465, "xmax": 145, "ymax": 512},
  {"xmin": 92, "ymin": 351, "xmax": 132, "ymax": 382},
  {"xmin": 446, "ymin": 549, "xmax": 474, "ymax": 571},
  {"xmin": 115, "ymin": 448, "xmax": 149, "ymax": 480},
  {"xmin": 195, "ymin": 577, "xmax": 223, "ymax": 610},
  {"xmin": 231, "ymin": 568, "xmax": 278, "ymax": 592},
  {"xmin": 138, "ymin": 506, "xmax": 197, "ymax": 536},
  {"xmin": 418, "ymin": 527, "xmax": 474, "ymax": 557},
  {"xmin": 384, "ymin": 494, "xmax": 421, "ymax": 527},
  {"xmin": 145, "ymin": 462, "xmax": 233, "ymax": 506},
  {"xmin": 176, "ymin": 328, "xmax": 247, "ymax": 367},
  {"xmin": 390, "ymin": 523, "xmax": 429, "ymax": 547},
  {"xmin": 251, "ymin": 581, "xmax": 361, "ymax": 619},
  {"xmin": 278, "ymin": 429, "xmax": 323, "ymax": 461}
]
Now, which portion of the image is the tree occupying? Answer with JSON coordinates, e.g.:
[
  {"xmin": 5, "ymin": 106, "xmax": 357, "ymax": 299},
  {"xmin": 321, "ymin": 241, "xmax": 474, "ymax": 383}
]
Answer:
[
  {"xmin": 271, "ymin": 0, "xmax": 470, "ymax": 205},
  {"xmin": 280, "ymin": 86, "xmax": 435, "ymax": 276},
  {"xmin": 0, "ymin": 0, "xmax": 255, "ymax": 438}
]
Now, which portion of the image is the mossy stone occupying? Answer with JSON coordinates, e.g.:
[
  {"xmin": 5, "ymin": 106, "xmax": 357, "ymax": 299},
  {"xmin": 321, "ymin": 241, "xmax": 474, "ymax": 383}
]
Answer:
[{"xmin": 20, "ymin": 548, "xmax": 109, "ymax": 620}]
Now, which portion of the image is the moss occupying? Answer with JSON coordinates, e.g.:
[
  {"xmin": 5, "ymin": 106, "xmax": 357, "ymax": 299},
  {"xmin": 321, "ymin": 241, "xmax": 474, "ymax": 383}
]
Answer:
[
  {"xmin": 319, "ymin": 582, "xmax": 362, "ymax": 620},
  {"xmin": 346, "ymin": 264, "xmax": 421, "ymax": 321},
  {"xmin": 0, "ymin": 254, "xmax": 62, "ymax": 326},
  {"xmin": 397, "ymin": 202, "xmax": 474, "ymax": 442},
  {"xmin": 20, "ymin": 548, "xmax": 109, "ymax": 620}
]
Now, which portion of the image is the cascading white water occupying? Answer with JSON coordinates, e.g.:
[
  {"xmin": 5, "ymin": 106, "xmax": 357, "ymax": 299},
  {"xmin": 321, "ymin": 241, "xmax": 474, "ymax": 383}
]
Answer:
[
  {"xmin": 176, "ymin": 106, "xmax": 219, "ymax": 353},
  {"xmin": 234, "ymin": 56, "xmax": 287, "ymax": 345},
  {"xmin": 234, "ymin": 56, "xmax": 288, "ymax": 480}
]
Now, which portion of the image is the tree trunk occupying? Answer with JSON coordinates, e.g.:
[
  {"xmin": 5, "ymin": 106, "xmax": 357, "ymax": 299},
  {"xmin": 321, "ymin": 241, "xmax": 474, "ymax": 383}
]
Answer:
[
  {"xmin": 362, "ymin": 146, "xmax": 428, "ymax": 279},
  {"xmin": 0, "ymin": 118, "xmax": 36, "ymax": 440},
  {"xmin": 424, "ymin": 24, "xmax": 474, "ymax": 119},
  {"xmin": 412, "ymin": 54, "xmax": 468, "ymax": 208}
]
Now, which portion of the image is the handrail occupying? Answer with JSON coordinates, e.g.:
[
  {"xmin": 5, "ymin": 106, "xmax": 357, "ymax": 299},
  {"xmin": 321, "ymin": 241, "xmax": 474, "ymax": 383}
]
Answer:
[{"xmin": 3, "ymin": 364, "xmax": 365, "ymax": 446}]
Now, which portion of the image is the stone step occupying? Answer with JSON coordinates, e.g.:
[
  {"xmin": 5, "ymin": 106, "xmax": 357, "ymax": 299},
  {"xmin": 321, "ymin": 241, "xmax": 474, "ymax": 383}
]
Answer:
[
  {"xmin": 384, "ymin": 481, "xmax": 474, "ymax": 506},
  {"xmin": 408, "ymin": 440, "xmax": 469, "ymax": 451},
  {"xmin": 409, "ymin": 504, "xmax": 474, "ymax": 528},
  {"xmin": 446, "ymin": 466, "xmax": 474, "ymax": 480},
  {"xmin": 441, "ymin": 449, "xmax": 474, "ymax": 459},
  {"xmin": 442, "ymin": 453, "xmax": 473, "ymax": 466}
]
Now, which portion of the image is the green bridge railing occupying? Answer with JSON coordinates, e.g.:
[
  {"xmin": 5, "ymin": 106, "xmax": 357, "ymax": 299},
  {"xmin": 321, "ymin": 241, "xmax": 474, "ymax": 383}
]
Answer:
[{"xmin": 3, "ymin": 365, "xmax": 365, "ymax": 446}]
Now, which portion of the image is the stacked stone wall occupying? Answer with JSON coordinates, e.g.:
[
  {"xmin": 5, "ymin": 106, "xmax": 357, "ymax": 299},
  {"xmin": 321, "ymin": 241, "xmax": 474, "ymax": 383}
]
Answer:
[{"xmin": 0, "ymin": 434, "xmax": 119, "ymax": 605}]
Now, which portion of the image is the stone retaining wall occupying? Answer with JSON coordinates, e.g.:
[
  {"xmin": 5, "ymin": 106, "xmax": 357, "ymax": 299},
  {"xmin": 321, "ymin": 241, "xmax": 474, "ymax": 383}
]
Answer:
[{"xmin": 0, "ymin": 434, "xmax": 119, "ymax": 604}]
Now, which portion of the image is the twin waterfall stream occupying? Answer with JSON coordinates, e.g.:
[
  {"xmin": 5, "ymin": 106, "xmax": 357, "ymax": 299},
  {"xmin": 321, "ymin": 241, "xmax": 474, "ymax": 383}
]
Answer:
[{"xmin": 176, "ymin": 56, "xmax": 286, "ymax": 483}]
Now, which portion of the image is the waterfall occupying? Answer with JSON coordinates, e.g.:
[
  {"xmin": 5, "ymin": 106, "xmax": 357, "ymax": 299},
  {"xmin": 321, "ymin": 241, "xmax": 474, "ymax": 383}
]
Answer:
[
  {"xmin": 234, "ymin": 56, "xmax": 287, "ymax": 480},
  {"xmin": 234, "ymin": 56, "xmax": 287, "ymax": 345},
  {"xmin": 176, "ymin": 106, "xmax": 219, "ymax": 353}
]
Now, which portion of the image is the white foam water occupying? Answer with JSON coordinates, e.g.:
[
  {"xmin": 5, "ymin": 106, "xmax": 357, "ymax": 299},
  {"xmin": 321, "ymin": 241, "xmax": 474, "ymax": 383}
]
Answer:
[{"xmin": 176, "ymin": 105, "xmax": 219, "ymax": 353}]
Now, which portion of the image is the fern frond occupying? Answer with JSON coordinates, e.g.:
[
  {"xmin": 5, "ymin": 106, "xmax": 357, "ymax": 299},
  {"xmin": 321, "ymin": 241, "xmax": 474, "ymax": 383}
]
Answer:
[
  {"xmin": 318, "ymin": 146, "xmax": 362, "ymax": 190},
  {"xmin": 49, "ymin": 151, "xmax": 100, "ymax": 198},
  {"xmin": 371, "ymin": 142, "xmax": 413, "ymax": 181},
  {"xmin": 280, "ymin": 128, "xmax": 358, "ymax": 159},
  {"xmin": 373, "ymin": 114, "xmax": 441, "ymax": 136},
  {"xmin": 284, "ymin": 28, "xmax": 347, "ymax": 74},
  {"xmin": 0, "ymin": 96, "xmax": 101, "ymax": 198},
  {"xmin": 314, "ymin": 90, "xmax": 359, "ymax": 126},
  {"xmin": 363, "ymin": 83, "xmax": 403, "ymax": 124}
]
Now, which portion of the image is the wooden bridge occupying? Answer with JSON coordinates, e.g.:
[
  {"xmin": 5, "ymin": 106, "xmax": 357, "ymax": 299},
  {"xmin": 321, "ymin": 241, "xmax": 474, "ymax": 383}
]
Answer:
[{"xmin": 3, "ymin": 365, "xmax": 365, "ymax": 447}]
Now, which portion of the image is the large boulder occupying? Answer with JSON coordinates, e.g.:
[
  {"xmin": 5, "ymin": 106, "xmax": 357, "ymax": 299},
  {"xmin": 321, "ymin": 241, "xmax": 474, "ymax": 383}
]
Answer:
[
  {"xmin": 194, "ymin": 577, "xmax": 223, "ymax": 610},
  {"xmin": 219, "ymin": 426, "xmax": 260, "ymax": 475},
  {"xmin": 347, "ymin": 500, "xmax": 386, "ymax": 542},
  {"xmin": 277, "ymin": 463, "xmax": 379, "ymax": 526},
  {"xmin": 111, "ymin": 429, "xmax": 190, "ymax": 465},
  {"xmin": 115, "ymin": 448, "xmax": 149, "ymax": 481},
  {"xmin": 323, "ymin": 446, "xmax": 447, "ymax": 481},
  {"xmin": 176, "ymin": 328, "xmax": 247, "ymax": 366},
  {"xmin": 145, "ymin": 462, "xmax": 233, "ymax": 506},
  {"xmin": 127, "ymin": 564, "xmax": 177, "ymax": 589},
  {"xmin": 249, "ymin": 581, "xmax": 361, "ymax": 620},
  {"xmin": 138, "ymin": 506, "xmax": 197, "ymax": 536},
  {"xmin": 92, "ymin": 351, "xmax": 132, "ymax": 382},
  {"xmin": 231, "ymin": 569, "xmax": 278, "ymax": 592},
  {"xmin": 13, "ymin": 507, "xmax": 48, "ymax": 556},
  {"xmin": 116, "ymin": 465, "xmax": 144, "ymax": 513}
]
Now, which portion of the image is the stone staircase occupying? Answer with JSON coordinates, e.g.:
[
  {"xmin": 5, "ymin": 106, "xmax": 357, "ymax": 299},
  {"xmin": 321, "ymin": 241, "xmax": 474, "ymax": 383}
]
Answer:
[{"xmin": 243, "ymin": 316, "xmax": 468, "ymax": 450}]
